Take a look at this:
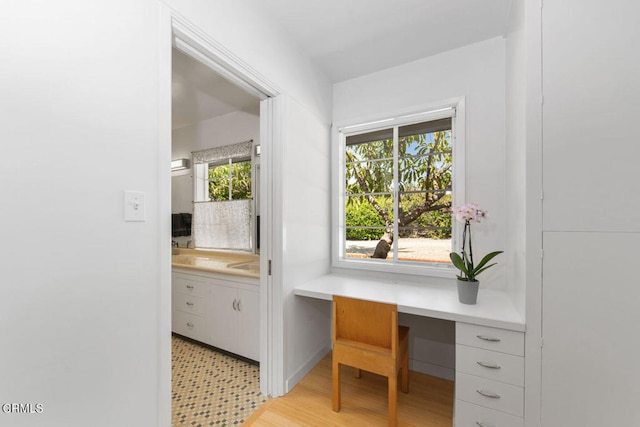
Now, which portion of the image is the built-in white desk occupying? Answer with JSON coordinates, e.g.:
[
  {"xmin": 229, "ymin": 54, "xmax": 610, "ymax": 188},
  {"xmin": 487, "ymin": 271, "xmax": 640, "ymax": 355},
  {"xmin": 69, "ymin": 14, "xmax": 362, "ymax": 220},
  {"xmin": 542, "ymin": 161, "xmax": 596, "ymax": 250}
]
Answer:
[
  {"xmin": 294, "ymin": 274, "xmax": 524, "ymax": 332},
  {"xmin": 294, "ymin": 274, "xmax": 526, "ymax": 426}
]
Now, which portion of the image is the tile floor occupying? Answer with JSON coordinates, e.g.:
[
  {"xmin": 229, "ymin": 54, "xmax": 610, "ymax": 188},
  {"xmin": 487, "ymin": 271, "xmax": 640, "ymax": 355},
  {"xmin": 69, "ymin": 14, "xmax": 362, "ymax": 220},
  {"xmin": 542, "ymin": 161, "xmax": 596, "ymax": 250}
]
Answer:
[{"xmin": 172, "ymin": 335, "xmax": 267, "ymax": 426}]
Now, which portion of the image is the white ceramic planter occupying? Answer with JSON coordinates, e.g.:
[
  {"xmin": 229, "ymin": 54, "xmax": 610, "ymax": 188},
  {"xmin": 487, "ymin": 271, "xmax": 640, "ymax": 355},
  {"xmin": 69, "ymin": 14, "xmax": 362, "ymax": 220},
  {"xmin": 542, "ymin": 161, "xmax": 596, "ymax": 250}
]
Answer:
[{"xmin": 457, "ymin": 279, "xmax": 479, "ymax": 304}]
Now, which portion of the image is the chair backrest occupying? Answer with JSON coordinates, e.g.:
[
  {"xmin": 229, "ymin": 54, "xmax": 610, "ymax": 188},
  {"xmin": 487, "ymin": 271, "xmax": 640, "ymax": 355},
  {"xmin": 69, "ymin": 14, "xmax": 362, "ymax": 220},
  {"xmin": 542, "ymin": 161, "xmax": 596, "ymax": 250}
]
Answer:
[{"xmin": 333, "ymin": 295, "xmax": 397, "ymax": 350}]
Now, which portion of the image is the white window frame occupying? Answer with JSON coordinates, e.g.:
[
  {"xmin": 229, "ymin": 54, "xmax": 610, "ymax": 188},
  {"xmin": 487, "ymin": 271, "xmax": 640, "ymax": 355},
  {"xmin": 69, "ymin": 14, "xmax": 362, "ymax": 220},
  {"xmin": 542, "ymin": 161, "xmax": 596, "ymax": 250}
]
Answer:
[{"xmin": 331, "ymin": 98, "xmax": 466, "ymax": 278}]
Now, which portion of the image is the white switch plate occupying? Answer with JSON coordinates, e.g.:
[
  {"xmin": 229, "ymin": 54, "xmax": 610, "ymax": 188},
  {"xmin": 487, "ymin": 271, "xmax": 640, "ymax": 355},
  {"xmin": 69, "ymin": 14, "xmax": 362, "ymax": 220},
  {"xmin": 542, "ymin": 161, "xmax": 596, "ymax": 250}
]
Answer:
[{"xmin": 124, "ymin": 190, "xmax": 146, "ymax": 222}]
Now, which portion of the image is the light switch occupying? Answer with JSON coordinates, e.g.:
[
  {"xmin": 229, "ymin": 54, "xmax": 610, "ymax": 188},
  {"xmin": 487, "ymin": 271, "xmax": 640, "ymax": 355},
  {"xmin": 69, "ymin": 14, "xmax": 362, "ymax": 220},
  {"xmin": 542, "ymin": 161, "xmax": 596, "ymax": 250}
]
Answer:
[{"xmin": 124, "ymin": 190, "xmax": 146, "ymax": 222}]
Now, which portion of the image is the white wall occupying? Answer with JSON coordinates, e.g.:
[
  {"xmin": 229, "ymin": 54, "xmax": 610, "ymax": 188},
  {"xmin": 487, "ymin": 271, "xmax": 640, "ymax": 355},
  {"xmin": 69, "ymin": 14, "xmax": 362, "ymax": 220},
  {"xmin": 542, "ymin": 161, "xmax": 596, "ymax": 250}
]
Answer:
[
  {"xmin": 332, "ymin": 37, "xmax": 507, "ymax": 380},
  {"xmin": 505, "ymin": 0, "xmax": 526, "ymax": 316},
  {"xmin": 540, "ymin": 1, "xmax": 640, "ymax": 425},
  {"xmin": 0, "ymin": 0, "xmax": 333, "ymax": 425},
  {"xmin": 333, "ymin": 37, "xmax": 507, "ymax": 291},
  {"xmin": 0, "ymin": 1, "xmax": 162, "ymax": 426},
  {"xmin": 172, "ymin": 110, "xmax": 260, "ymax": 159},
  {"xmin": 278, "ymin": 96, "xmax": 333, "ymax": 390}
]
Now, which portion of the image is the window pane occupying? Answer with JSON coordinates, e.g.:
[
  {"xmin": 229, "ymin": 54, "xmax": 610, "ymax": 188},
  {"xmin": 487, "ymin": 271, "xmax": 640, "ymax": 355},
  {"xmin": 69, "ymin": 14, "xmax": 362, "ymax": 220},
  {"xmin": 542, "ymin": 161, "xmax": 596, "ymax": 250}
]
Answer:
[
  {"xmin": 345, "ymin": 159, "xmax": 393, "ymax": 195},
  {"xmin": 230, "ymin": 161, "xmax": 252, "ymax": 199},
  {"xmin": 395, "ymin": 234, "xmax": 451, "ymax": 264},
  {"xmin": 345, "ymin": 227, "xmax": 392, "ymax": 259},
  {"xmin": 397, "ymin": 193, "xmax": 451, "ymax": 264},
  {"xmin": 208, "ymin": 160, "xmax": 252, "ymax": 201},
  {"xmin": 345, "ymin": 194, "xmax": 393, "ymax": 260},
  {"xmin": 208, "ymin": 165, "xmax": 230, "ymax": 201},
  {"xmin": 346, "ymin": 130, "xmax": 393, "ymax": 160},
  {"xmin": 398, "ymin": 129, "xmax": 452, "ymax": 192}
]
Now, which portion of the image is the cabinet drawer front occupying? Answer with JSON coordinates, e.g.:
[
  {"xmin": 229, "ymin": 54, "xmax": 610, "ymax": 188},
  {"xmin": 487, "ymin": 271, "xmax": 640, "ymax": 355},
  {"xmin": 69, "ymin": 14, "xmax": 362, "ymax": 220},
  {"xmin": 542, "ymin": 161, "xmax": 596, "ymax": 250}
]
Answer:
[
  {"xmin": 456, "ymin": 373, "xmax": 524, "ymax": 417},
  {"xmin": 455, "ymin": 399, "xmax": 523, "ymax": 427},
  {"xmin": 174, "ymin": 293, "xmax": 207, "ymax": 316},
  {"xmin": 456, "ymin": 345, "xmax": 524, "ymax": 386},
  {"xmin": 456, "ymin": 323, "xmax": 524, "ymax": 356},
  {"xmin": 172, "ymin": 311, "xmax": 208, "ymax": 343},
  {"xmin": 172, "ymin": 274, "xmax": 210, "ymax": 297}
]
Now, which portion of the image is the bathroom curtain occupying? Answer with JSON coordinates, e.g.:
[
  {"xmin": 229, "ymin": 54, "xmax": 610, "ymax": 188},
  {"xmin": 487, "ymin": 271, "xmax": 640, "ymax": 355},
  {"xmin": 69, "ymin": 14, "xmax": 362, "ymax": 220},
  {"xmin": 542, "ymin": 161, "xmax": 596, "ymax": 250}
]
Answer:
[{"xmin": 193, "ymin": 200, "xmax": 252, "ymax": 250}]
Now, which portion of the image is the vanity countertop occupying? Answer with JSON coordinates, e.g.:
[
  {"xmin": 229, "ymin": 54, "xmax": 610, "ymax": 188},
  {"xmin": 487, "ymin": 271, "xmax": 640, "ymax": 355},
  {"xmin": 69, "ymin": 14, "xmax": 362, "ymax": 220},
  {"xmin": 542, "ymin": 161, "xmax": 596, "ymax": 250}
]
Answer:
[{"xmin": 171, "ymin": 248, "xmax": 259, "ymax": 279}]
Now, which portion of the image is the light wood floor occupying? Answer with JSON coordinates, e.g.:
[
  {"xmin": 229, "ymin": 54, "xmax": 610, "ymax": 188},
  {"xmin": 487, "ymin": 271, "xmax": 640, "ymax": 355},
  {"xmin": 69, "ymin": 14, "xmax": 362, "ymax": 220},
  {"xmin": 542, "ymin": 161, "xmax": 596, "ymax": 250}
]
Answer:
[{"xmin": 243, "ymin": 352, "xmax": 454, "ymax": 426}]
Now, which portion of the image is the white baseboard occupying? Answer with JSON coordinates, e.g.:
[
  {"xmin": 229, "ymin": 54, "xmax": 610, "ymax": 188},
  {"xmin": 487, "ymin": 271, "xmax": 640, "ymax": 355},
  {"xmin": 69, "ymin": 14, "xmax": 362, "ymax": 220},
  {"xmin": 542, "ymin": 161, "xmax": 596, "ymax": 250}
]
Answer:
[{"xmin": 285, "ymin": 345, "xmax": 331, "ymax": 393}]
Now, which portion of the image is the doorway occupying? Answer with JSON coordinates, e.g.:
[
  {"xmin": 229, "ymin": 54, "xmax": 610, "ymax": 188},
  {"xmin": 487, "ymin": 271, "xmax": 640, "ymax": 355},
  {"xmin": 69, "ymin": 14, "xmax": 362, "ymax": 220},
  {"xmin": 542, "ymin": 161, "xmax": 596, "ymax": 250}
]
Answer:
[{"xmin": 160, "ymin": 10, "xmax": 282, "ymax": 426}]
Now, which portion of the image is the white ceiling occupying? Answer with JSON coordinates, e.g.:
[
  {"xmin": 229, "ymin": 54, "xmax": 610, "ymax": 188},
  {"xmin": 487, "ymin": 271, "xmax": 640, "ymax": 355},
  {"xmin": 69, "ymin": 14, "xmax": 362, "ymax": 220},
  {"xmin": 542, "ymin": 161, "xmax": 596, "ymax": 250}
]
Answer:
[
  {"xmin": 172, "ymin": 0, "xmax": 513, "ymax": 127},
  {"xmin": 172, "ymin": 49, "xmax": 260, "ymax": 129},
  {"xmin": 248, "ymin": 0, "xmax": 514, "ymax": 82}
]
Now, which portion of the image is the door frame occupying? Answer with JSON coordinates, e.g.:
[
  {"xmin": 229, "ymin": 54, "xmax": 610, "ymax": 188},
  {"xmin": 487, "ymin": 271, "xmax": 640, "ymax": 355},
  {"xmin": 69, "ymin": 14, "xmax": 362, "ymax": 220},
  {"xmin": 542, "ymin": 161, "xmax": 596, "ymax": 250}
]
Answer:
[{"xmin": 158, "ymin": 6, "xmax": 283, "ymax": 424}]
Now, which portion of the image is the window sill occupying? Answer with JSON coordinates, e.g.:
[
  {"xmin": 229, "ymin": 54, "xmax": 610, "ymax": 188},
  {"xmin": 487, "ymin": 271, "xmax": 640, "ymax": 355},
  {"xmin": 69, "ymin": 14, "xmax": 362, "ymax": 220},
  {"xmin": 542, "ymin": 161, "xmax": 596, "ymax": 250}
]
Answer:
[{"xmin": 333, "ymin": 257, "xmax": 457, "ymax": 280}]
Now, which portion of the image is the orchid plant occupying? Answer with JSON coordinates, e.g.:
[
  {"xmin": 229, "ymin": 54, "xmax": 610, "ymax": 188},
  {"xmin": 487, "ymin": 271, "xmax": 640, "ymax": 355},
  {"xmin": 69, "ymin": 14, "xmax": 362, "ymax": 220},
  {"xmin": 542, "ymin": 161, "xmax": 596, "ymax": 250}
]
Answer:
[{"xmin": 449, "ymin": 203, "xmax": 503, "ymax": 282}]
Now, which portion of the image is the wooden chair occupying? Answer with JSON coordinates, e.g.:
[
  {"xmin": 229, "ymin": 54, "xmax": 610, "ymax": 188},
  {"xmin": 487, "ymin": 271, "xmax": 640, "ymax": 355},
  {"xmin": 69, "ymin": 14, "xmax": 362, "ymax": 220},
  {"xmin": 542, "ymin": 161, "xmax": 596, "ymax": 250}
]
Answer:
[{"xmin": 332, "ymin": 295, "xmax": 409, "ymax": 426}]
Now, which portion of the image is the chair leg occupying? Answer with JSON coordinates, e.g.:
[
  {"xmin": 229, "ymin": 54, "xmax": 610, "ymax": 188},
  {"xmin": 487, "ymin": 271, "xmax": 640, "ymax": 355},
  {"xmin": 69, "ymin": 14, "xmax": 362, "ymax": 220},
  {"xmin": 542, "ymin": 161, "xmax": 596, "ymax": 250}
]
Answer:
[
  {"xmin": 401, "ymin": 350, "xmax": 409, "ymax": 393},
  {"xmin": 332, "ymin": 359, "xmax": 341, "ymax": 412},
  {"xmin": 388, "ymin": 373, "xmax": 398, "ymax": 427}
]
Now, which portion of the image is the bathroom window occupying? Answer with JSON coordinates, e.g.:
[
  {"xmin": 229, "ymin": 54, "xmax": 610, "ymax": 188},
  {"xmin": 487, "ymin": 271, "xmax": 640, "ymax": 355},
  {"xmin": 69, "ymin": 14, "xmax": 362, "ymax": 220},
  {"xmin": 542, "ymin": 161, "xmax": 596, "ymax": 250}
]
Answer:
[
  {"xmin": 193, "ymin": 141, "xmax": 254, "ymax": 203},
  {"xmin": 192, "ymin": 141, "xmax": 256, "ymax": 251},
  {"xmin": 333, "ymin": 101, "xmax": 465, "ymax": 277}
]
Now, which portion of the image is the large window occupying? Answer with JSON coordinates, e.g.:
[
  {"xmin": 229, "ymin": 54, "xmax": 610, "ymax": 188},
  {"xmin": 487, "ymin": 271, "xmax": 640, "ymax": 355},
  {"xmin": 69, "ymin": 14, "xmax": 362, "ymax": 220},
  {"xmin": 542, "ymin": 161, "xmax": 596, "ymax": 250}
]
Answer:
[{"xmin": 334, "ymin": 103, "xmax": 464, "ymax": 277}]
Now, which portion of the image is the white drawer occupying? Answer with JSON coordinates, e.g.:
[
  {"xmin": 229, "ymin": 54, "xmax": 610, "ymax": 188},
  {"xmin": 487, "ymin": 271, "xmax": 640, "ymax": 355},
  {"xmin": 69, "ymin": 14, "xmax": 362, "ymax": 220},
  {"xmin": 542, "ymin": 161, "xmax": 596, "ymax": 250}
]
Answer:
[
  {"xmin": 456, "ymin": 323, "xmax": 524, "ymax": 356},
  {"xmin": 456, "ymin": 372, "xmax": 524, "ymax": 417},
  {"xmin": 172, "ymin": 274, "xmax": 210, "ymax": 297},
  {"xmin": 456, "ymin": 345, "xmax": 524, "ymax": 387},
  {"xmin": 455, "ymin": 399, "xmax": 523, "ymax": 427},
  {"xmin": 173, "ymin": 293, "xmax": 207, "ymax": 316},
  {"xmin": 172, "ymin": 311, "xmax": 208, "ymax": 343}
]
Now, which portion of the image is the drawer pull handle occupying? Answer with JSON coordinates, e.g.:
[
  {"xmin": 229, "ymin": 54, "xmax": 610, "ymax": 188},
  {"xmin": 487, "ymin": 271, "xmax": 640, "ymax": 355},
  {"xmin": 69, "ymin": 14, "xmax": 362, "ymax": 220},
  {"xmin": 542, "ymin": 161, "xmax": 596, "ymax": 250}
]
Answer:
[
  {"xmin": 232, "ymin": 299, "xmax": 238, "ymax": 311},
  {"xmin": 476, "ymin": 389, "xmax": 501, "ymax": 399},
  {"xmin": 477, "ymin": 361, "xmax": 501, "ymax": 369},
  {"xmin": 476, "ymin": 422, "xmax": 493, "ymax": 427},
  {"xmin": 477, "ymin": 334, "xmax": 501, "ymax": 342},
  {"xmin": 186, "ymin": 285, "xmax": 194, "ymax": 289},
  {"xmin": 237, "ymin": 299, "xmax": 242, "ymax": 311},
  {"xmin": 186, "ymin": 322, "xmax": 194, "ymax": 328},
  {"xmin": 186, "ymin": 301, "xmax": 194, "ymax": 307}
]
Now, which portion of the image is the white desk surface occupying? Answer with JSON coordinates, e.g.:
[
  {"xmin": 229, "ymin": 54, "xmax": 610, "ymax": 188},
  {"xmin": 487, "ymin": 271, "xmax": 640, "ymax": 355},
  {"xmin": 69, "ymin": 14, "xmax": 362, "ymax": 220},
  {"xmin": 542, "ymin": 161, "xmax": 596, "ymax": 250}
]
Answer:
[{"xmin": 294, "ymin": 274, "xmax": 525, "ymax": 332}]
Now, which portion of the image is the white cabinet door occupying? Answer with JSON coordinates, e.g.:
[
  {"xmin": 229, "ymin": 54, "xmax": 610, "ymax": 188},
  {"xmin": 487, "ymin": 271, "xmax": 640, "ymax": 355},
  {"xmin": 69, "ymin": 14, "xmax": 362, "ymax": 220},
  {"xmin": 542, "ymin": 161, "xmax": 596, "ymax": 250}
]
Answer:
[
  {"xmin": 542, "ymin": 233, "xmax": 640, "ymax": 426},
  {"xmin": 235, "ymin": 288, "xmax": 260, "ymax": 361},
  {"xmin": 173, "ymin": 271, "xmax": 260, "ymax": 362},
  {"xmin": 209, "ymin": 283, "xmax": 238, "ymax": 354}
]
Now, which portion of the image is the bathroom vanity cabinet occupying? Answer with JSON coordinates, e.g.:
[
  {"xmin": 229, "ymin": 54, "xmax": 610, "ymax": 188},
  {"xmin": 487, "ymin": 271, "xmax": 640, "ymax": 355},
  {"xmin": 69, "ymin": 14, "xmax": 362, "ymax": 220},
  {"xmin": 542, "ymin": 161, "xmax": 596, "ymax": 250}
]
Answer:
[{"xmin": 172, "ymin": 270, "xmax": 260, "ymax": 361}]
